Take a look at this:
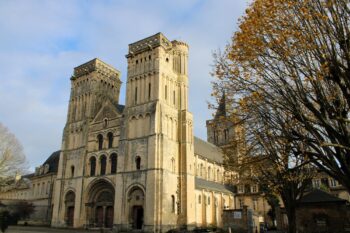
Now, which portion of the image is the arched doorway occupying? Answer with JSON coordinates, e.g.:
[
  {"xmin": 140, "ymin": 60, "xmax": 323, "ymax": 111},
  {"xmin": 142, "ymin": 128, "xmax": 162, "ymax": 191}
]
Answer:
[
  {"xmin": 65, "ymin": 191, "xmax": 75, "ymax": 227},
  {"xmin": 86, "ymin": 179, "xmax": 115, "ymax": 228},
  {"xmin": 128, "ymin": 187, "xmax": 145, "ymax": 230}
]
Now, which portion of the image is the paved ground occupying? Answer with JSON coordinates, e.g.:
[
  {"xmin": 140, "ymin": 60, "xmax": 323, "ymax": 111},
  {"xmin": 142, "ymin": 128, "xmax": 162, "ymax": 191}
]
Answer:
[
  {"xmin": 7, "ymin": 226, "xmax": 285, "ymax": 233},
  {"xmin": 7, "ymin": 226, "xmax": 107, "ymax": 233}
]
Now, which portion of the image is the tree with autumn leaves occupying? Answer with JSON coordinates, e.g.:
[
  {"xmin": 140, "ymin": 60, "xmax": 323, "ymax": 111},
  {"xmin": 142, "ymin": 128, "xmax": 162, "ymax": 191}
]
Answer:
[{"xmin": 212, "ymin": 0, "xmax": 349, "ymax": 232}]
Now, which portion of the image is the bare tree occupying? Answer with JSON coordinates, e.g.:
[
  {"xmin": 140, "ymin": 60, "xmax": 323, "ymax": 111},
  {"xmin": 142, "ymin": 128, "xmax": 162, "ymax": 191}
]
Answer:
[{"xmin": 0, "ymin": 123, "xmax": 27, "ymax": 181}]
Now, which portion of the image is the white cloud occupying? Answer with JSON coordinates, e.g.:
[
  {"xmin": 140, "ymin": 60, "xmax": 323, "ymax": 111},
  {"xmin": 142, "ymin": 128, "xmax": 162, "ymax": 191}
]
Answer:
[{"xmin": 0, "ymin": 0, "xmax": 249, "ymax": 171}]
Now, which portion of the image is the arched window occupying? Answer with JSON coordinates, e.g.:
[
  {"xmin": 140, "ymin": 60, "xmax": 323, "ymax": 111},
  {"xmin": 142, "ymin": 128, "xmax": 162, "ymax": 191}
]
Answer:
[
  {"xmin": 71, "ymin": 166, "xmax": 75, "ymax": 178},
  {"xmin": 148, "ymin": 83, "xmax": 151, "ymax": 100},
  {"xmin": 108, "ymin": 132, "xmax": 113, "ymax": 148},
  {"xmin": 208, "ymin": 167, "xmax": 211, "ymax": 180},
  {"xmin": 198, "ymin": 195, "xmax": 201, "ymax": 204},
  {"xmin": 100, "ymin": 155, "xmax": 107, "ymax": 175},
  {"xmin": 97, "ymin": 134, "xmax": 103, "ymax": 150},
  {"xmin": 110, "ymin": 153, "xmax": 117, "ymax": 174},
  {"xmin": 135, "ymin": 156, "xmax": 141, "ymax": 170},
  {"xmin": 224, "ymin": 129, "xmax": 229, "ymax": 140},
  {"xmin": 90, "ymin": 157, "xmax": 96, "ymax": 176},
  {"xmin": 171, "ymin": 195, "xmax": 175, "ymax": 213}
]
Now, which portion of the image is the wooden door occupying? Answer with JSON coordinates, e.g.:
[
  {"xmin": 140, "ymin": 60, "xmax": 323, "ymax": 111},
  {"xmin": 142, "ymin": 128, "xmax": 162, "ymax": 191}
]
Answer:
[
  {"xmin": 67, "ymin": 206, "xmax": 74, "ymax": 226},
  {"xmin": 133, "ymin": 206, "xmax": 143, "ymax": 229},
  {"xmin": 105, "ymin": 206, "xmax": 114, "ymax": 228},
  {"xmin": 96, "ymin": 206, "xmax": 103, "ymax": 227}
]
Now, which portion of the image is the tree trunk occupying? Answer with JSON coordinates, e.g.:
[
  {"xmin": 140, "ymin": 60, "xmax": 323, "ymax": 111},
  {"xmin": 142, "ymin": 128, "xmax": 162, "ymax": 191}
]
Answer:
[{"xmin": 286, "ymin": 204, "xmax": 297, "ymax": 233}]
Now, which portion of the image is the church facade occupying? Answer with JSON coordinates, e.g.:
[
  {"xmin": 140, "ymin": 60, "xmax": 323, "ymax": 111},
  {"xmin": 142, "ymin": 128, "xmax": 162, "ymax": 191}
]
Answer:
[
  {"xmin": 1, "ymin": 33, "xmax": 349, "ymax": 232},
  {"xmin": 50, "ymin": 33, "xmax": 234, "ymax": 232}
]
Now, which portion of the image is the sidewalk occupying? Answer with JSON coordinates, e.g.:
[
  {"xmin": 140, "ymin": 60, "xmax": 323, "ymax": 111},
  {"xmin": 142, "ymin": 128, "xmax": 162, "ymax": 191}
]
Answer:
[{"xmin": 7, "ymin": 226, "xmax": 106, "ymax": 233}]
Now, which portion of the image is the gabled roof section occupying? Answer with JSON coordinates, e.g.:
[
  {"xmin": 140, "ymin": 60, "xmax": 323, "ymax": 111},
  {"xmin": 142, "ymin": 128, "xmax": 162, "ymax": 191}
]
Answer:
[
  {"xmin": 92, "ymin": 100, "xmax": 122, "ymax": 123},
  {"xmin": 195, "ymin": 177, "xmax": 234, "ymax": 194},
  {"xmin": 194, "ymin": 136, "xmax": 223, "ymax": 164},
  {"xmin": 299, "ymin": 189, "xmax": 347, "ymax": 204}
]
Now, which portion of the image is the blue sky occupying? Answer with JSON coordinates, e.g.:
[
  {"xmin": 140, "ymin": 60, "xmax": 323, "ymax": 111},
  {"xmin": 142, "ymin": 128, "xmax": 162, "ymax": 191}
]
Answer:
[{"xmin": 0, "ymin": 0, "xmax": 249, "ymax": 171}]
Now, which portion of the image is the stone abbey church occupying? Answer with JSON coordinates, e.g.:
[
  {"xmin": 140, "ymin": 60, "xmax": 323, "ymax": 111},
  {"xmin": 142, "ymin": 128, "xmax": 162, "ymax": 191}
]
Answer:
[{"xmin": 0, "ymin": 33, "xmax": 244, "ymax": 232}]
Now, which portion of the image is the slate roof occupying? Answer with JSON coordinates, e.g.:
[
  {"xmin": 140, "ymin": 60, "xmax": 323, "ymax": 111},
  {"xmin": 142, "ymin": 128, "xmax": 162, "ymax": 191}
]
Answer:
[
  {"xmin": 115, "ymin": 104, "xmax": 125, "ymax": 113},
  {"xmin": 195, "ymin": 177, "xmax": 234, "ymax": 194},
  {"xmin": 299, "ymin": 189, "xmax": 347, "ymax": 204},
  {"xmin": 215, "ymin": 92, "xmax": 226, "ymax": 119},
  {"xmin": 43, "ymin": 150, "xmax": 60, "ymax": 173},
  {"xmin": 194, "ymin": 136, "xmax": 223, "ymax": 164}
]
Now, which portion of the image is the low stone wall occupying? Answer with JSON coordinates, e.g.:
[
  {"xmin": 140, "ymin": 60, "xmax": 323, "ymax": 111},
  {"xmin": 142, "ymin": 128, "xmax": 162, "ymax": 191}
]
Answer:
[{"xmin": 222, "ymin": 206, "xmax": 260, "ymax": 233}]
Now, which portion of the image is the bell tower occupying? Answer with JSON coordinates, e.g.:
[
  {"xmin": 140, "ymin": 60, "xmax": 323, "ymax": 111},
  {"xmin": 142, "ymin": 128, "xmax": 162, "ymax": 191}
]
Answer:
[
  {"xmin": 59, "ymin": 58, "xmax": 121, "ymax": 153},
  {"xmin": 52, "ymin": 58, "xmax": 121, "ymax": 227},
  {"xmin": 115, "ymin": 33, "xmax": 195, "ymax": 232},
  {"xmin": 206, "ymin": 92, "xmax": 245, "ymax": 164}
]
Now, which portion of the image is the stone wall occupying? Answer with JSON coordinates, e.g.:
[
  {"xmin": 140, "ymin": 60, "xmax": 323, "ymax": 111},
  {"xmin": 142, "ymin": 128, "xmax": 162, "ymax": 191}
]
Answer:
[{"xmin": 296, "ymin": 203, "xmax": 350, "ymax": 233}]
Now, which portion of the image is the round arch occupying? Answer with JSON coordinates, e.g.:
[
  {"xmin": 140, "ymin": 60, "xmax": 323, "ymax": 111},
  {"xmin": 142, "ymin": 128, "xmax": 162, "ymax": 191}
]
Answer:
[
  {"xmin": 126, "ymin": 185, "xmax": 146, "ymax": 230},
  {"xmin": 85, "ymin": 178, "xmax": 115, "ymax": 228},
  {"xmin": 64, "ymin": 190, "xmax": 76, "ymax": 227}
]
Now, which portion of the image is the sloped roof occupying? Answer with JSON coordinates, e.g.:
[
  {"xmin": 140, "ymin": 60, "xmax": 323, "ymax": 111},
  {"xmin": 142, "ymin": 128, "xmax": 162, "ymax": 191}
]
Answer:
[
  {"xmin": 299, "ymin": 189, "xmax": 347, "ymax": 204},
  {"xmin": 195, "ymin": 177, "xmax": 234, "ymax": 194},
  {"xmin": 115, "ymin": 104, "xmax": 125, "ymax": 113},
  {"xmin": 215, "ymin": 92, "xmax": 226, "ymax": 119},
  {"xmin": 194, "ymin": 136, "xmax": 223, "ymax": 164},
  {"xmin": 43, "ymin": 150, "xmax": 60, "ymax": 173}
]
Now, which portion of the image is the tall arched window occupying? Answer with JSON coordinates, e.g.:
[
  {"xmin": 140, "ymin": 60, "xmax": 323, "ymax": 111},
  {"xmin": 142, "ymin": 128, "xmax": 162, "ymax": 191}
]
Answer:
[
  {"xmin": 97, "ymin": 134, "xmax": 103, "ymax": 150},
  {"xmin": 148, "ymin": 83, "xmax": 151, "ymax": 100},
  {"xmin": 90, "ymin": 157, "xmax": 96, "ymax": 176},
  {"xmin": 100, "ymin": 155, "xmax": 107, "ymax": 175},
  {"xmin": 171, "ymin": 195, "xmax": 175, "ymax": 213},
  {"xmin": 110, "ymin": 153, "xmax": 117, "ymax": 174},
  {"xmin": 135, "ymin": 156, "xmax": 141, "ymax": 170},
  {"xmin": 208, "ymin": 167, "xmax": 211, "ymax": 180},
  {"xmin": 108, "ymin": 132, "xmax": 113, "ymax": 148},
  {"xmin": 71, "ymin": 166, "xmax": 75, "ymax": 178}
]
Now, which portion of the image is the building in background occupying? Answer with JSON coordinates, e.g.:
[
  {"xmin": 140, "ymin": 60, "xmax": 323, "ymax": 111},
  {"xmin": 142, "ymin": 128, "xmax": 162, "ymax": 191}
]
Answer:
[{"xmin": 0, "ymin": 151, "xmax": 59, "ymax": 225}]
